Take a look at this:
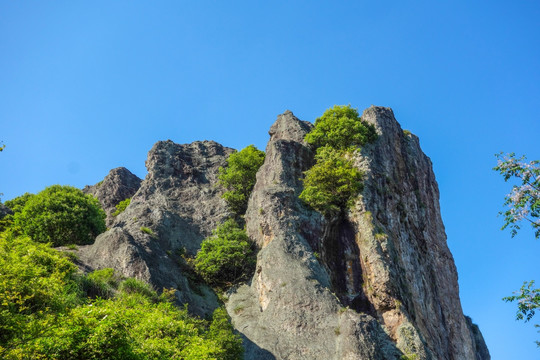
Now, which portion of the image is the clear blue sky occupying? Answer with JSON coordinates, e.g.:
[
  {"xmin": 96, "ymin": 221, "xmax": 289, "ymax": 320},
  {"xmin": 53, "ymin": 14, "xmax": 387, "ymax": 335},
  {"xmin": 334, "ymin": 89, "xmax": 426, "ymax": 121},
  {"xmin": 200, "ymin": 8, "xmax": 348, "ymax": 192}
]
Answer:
[{"xmin": 1, "ymin": 1, "xmax": 539, "ymax": 357}]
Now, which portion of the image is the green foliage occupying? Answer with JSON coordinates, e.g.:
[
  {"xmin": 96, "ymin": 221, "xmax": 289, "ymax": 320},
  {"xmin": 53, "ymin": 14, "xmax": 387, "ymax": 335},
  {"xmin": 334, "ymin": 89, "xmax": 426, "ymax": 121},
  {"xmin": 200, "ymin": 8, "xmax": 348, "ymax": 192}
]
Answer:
[
  {"xmin": 112, "ymin": 197, "xmax": 131, "ymax": 216},
  {"xmin": 193, "ymin": 219, "xmax": 255, "ymax": 287},
  {"xmin": 300, "ymin": 105, "xmax": 377, "ymax": 219},
  {"xmin": 119, "ymin": 278, "xmax": 156, "ymax": 300},
  {"xmin": 304, "ymin": 105, "xmax": 377, "ymax": 150},
  {"xmin": 13, "ymin": 185, "xmax": 106, "ymax": 246},
  {"xmin": 79, "ymin": 268, "xmax": 120, "ymax": 299},
  {"xmin": 0, "ymin": 193, "xmax": 36, "ymax": 232},
  {"xmin": 494, "ymin": 153, "xmax": 540, "ymax": 239},
  {"xmin": 503, "ymin": 280, "xmax": 540, "ymax": 347},
  {"xmin": 140, "ymin": 226, "xmax": 153, "ymax": 235},
  {"xmin": 0, "ymin": 232, "xmax": 81, "ymax": 346},
  {"xmin": 219, "ymin": 145, "xmax": 265, "ymax": 216},
  {"xmin": 0, "ymin": 234, "xmax": 244, "ymax": 359},
  {"xmin": 300, "ymin": 146, "xmax": 364, "ymax": 217},
  {"xmin": 4, "ymin": 193, "xmax": 35, "ymax": 214}
]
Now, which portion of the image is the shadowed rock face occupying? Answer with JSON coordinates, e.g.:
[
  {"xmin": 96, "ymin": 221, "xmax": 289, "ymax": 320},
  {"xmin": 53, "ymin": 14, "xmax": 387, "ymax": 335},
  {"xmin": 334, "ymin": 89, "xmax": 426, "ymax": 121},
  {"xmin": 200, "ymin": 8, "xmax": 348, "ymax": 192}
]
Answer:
[
  {"xmin": 83, "ymin": 167, "xmax": 142, "ymax": 226},
  {"xmin": 78, "ymin": 140, "xmax": 235, "ymax": 316}
]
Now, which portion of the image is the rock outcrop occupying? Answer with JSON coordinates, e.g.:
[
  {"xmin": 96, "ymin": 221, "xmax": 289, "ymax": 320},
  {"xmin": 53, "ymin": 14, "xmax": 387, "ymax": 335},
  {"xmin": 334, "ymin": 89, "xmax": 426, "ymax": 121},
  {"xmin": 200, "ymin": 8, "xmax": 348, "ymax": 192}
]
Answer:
[
  {"xmin": 78, "ymin": 140, "xmax": 234, "ymax": 316},
  {"xmin": 226, "ymin": 108, "xmax": 490, "ymax": 359},
  {"xmin": 83, "ymin": 167, "xmax": 142, "ymax": 226},
  {"xmin": 77, "ymin": 108, "xmax": 490, "ymax": 359}
]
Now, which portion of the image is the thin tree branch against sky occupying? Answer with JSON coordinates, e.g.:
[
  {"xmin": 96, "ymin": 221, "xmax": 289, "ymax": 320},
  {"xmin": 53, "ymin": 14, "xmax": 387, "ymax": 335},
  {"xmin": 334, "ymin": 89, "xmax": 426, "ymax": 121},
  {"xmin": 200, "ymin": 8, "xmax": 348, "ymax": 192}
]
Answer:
[{"xmin": 0, "ymin": 1, "xmax": 539, "ymax": 357}]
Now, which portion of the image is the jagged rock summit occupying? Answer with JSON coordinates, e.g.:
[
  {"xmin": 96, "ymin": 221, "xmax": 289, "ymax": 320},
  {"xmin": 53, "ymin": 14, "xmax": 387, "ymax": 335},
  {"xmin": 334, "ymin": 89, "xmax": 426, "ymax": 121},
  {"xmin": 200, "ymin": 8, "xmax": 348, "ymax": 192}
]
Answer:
[
  {"xmin": 79, "ymin": 107, "xmax": 490, "ymax": 360},
  {"xmin": 83, "ymin": 167, "xmax": 142, "ymax": 226}
]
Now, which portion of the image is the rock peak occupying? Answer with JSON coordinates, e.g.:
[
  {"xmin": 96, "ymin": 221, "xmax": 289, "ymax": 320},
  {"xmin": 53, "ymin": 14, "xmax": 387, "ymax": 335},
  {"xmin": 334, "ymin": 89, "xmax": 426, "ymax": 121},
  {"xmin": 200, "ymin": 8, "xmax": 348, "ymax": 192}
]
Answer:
[{"xmin": 268, "ymin": 110, "xmax": 313, "ymax": 143}]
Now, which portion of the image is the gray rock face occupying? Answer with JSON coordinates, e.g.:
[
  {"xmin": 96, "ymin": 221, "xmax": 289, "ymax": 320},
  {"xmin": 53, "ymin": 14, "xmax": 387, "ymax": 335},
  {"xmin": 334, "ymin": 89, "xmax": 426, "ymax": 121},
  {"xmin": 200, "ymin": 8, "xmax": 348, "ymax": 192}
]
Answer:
[
  {"xmin": 227, "ymin": 111, "xmax": 402, "ymax": 360},
  {"xmin": 227, "ymin": 108, "xmax": 490, "ymax": 359},
  {"xmin": 83, "ymin": 167, "xmax": 142, "ymax": 226},
  {"xmin": 78, "ymin": 140, "xmax": 235, "ymax": 316}
]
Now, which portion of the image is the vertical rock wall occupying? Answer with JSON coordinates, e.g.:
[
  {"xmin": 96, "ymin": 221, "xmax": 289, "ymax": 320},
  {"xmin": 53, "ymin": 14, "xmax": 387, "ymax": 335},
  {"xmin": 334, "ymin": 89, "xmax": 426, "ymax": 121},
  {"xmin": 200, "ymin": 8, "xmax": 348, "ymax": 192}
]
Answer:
[{"xmin": 227, "ymin": 108, "xmax": 489, "ymax": 359}]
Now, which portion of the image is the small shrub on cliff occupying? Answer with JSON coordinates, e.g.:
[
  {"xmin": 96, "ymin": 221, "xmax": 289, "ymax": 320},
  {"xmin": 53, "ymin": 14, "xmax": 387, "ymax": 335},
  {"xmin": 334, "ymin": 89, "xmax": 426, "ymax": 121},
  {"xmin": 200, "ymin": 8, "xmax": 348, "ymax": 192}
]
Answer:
[
  {"xmin": 193, "ymin": 219, "xmax": 255, "ymax": 287},
  {"xmin": 112, "ymin": 197, "xmax": 131, "ymax": 216},
  {"xmin": 219, "ymin": 145, "xmax": 265, "ymax": 216},
  {"xmin": 14, "ymin": 185, "xmax": 106, "ymax": 246},
  {"xmin": 305, "ymin": 105, "xmax": 377, "ymax": 150}
]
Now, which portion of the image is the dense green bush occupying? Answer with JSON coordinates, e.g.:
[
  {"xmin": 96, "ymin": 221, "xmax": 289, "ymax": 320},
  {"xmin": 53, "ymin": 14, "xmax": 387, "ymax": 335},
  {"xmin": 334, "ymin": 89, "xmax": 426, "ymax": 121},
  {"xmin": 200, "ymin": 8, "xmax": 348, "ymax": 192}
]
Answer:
[
  {"xmin": 193, "ymin": 219, "xmax": 255, "ymax": 287},
  {"xmin": 112, "ymin": 197, "xmax": 131, "ymax": 216},
  {"xmin": 219, "ymin": 145, "xmax": 265, "ymax": 216},
  {"xmin": 0, "ymin": 233, "xmax": 244, "ymax": 359},
  {"xmin": 14, "ymin": 185, "xmax": 106, "ymax": 246},
  {"xmin": 304, "ymin": 105, "xmax": 377, "ymax": 150},
  {"xmin": 299, "ymin": 146, "xmax": 364, "ymax": 217},
  {"xmin": 0, "ymin": 232, "xmax": 81, "ymax": 346}
]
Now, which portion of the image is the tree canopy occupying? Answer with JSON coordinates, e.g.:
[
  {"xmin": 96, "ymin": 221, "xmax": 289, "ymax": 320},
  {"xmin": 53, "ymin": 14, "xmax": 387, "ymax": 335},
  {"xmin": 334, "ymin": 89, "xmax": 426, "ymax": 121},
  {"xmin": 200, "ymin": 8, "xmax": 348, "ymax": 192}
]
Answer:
[
  {"xmin": 219, "ymin": 145, "xmax": 265, "ymax": 216},
  {"xmin": 13, "ymin": 185, "xmax": 106, "ymax": 246},
  {"xmin": 304, "ymin": 105, "xmax": 377, "ymax": 150}
]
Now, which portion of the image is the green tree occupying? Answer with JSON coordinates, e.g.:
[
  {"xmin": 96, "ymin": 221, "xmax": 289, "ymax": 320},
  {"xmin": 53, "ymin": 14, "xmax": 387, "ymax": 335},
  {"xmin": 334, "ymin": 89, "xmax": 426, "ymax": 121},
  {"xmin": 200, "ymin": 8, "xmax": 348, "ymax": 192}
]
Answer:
[
  {"xmin": 300, "ymin": 146, "xmax": 364, "ymax": 218},
  {"xmin": 300, "ymin": 105, "xmax": 377, "ymax": 219},
  {"xmin": 193, "ymin": 219, "xmax": 255, "ymax": 287},
  {"xmin": 14, "ymin": 185, "xmax": 106, "ymax": 246},
  {"xmin": 495, "ymin": 153, "xmax": 540, "ymax": 346},
  {"xmin": 219, "ymin": 145, "xmax": 265, "ymax": 216},
  {"xmin": 305, "ymin": 105, "xmax": 377, "ymax": 150}
]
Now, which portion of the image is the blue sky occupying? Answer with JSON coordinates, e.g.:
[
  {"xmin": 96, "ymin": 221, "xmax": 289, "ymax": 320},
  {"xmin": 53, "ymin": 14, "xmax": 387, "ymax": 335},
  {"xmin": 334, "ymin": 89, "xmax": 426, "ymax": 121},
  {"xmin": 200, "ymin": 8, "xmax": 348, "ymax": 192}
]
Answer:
[{"xmin": 1, "ymin": 1, "xmax": 539, "ymax": 357}]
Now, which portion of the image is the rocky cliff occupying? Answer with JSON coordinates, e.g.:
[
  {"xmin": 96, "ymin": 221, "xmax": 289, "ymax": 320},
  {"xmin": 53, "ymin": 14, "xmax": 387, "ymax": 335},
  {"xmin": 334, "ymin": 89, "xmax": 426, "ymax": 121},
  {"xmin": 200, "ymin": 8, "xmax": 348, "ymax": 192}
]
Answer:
[{"xmin": 79, "ymin": 107, "xmax": 490, "ymax": 359}]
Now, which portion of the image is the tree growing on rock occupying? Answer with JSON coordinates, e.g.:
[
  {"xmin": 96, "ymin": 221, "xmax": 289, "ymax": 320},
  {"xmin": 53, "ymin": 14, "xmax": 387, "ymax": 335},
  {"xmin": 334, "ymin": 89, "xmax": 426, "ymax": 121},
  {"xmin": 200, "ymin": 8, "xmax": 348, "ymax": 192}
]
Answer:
[
  {"xmin": 14, "ymin": 185, "xmax": 106, "ymax": 246},
  {"xmin": 300, "ymin": 105, "xmax": 377, "ymax": 219},
  {"xmin": 219, "ymin": 145, "xmax": 265, "ymax": 216}
]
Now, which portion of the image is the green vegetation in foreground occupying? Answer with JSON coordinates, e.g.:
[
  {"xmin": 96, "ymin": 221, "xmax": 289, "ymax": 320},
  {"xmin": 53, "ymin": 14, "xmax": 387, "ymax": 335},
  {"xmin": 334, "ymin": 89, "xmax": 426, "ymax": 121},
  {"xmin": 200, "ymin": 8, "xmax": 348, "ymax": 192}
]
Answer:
[
  {"xmin": 11, "ymin": 185, "xmax": 106, "ymax": 246},
  {"xmin": 300, "ymin": 105, "xmax": 377, "ymax": 218},
  {"xmin": 219, "ymin": 145, "xmax": 265, "ymax": 216},
  {"xmin": 112, "ymin": 197, "xmax": 131, "ymax": 216},
  {"xmin": 0, "ymin": 232, "xmax": 243, "ymax": 359},
  {"xmin": 193, "ymin": 218, "xmax": 255, "ymax": 288}
]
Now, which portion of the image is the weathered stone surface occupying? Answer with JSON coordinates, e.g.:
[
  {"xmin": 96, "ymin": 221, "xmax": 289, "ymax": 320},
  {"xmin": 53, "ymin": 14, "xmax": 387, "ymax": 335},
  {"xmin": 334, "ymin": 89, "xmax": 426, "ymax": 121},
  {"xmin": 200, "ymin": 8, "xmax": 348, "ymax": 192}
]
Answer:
[
  {"xmin": 349, "ymin": 106, "xmax": 489, "ymax": 359},
  {"xmin": 228, "ymin": 108, "xmax": 490, "ymax": 359},
  {"xmin": 227, "ymin": 111, "xmax": 401, "ymax": 360},
  {"xmin": 465, "ymin": 316, "xmax": 491, "ymax": 360},
  {"xmin": 78, "ymin": 140, "xmax": 235, "ymax": 316},
  {"xmin": 83, "ymin": 167, "xmax": 142, "ymax": 226}
]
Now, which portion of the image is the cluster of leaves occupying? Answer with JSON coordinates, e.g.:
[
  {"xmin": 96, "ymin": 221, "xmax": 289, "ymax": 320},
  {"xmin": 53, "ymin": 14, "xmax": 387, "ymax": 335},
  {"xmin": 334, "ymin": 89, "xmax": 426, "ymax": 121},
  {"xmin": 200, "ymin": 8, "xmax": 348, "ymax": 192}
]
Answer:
[
  {"xmin": 219, "ymin": 145, "xmax": 265, "ymax": 216},
  {"xmin": 112, "ymin": 198, "xmax": 131, "ymax": 216},
  {"xmin": 0, "ymin": 232, "xmax": 244, "ymax": 359},
  {"xmin": 300, "ymin": 105, "xmax": 377, "ymax": 218},
  {"xmin": 494, "ymin": 153, "xmax": 540, "ymax": 239},
  {"xmin": 4, "ymin": 185, "xmax": 106, "ymax": 246},
  {"xmin": 503, "ymin": 280, "xmax": 540, "ymax": 347},
  {"xmin": 193, "ymin": 219, "xmax": 255, "ymax": 287}
]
